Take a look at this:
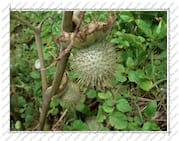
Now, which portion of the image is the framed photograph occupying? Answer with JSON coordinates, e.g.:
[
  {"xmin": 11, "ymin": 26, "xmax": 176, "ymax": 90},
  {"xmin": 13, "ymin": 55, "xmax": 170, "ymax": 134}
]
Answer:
[{"xmin": 0, "ymin": 0, "xmax": 178, "ymax": 140}]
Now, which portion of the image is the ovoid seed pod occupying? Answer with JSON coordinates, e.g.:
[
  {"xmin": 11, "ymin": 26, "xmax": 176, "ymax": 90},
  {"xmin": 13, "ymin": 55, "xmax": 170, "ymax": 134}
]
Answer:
[
  {"xmin": 72, "ymin": 42, "xmax": 117, "ymax": 90},
  {"xmin": 60, "ymin": 81, "xmax": 81, "ymax": 108}
]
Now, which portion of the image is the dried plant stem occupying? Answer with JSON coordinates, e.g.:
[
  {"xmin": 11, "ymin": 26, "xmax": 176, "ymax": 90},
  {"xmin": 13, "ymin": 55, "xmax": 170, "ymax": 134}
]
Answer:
[{"xmin": 52, "ymin": 109, "xmax": 68, "ymax": 130}]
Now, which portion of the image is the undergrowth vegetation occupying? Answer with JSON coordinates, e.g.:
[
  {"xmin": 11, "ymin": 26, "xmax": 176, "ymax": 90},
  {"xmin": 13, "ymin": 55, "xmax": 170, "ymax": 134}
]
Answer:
[{"xmin": 10, "ymin": 11, "xmax": 167, "ymax": 131}]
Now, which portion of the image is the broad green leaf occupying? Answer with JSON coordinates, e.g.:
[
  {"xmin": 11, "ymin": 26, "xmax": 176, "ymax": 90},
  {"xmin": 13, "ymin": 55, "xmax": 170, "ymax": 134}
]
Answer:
[
  {"xmin": 96, "ymin": 106, "xmax": 106, "ymax": 122},
  {"xmin": 120, "ymin": 33, "xmax": 143, "ymax": 48},
  {"xmin": 50, "ymin": 99, "xmax": 60, "ymax": 108},
  {"xmin": 71, "ymin": 120, "xmax": 89, "ymax": 131},
  {"xmin": 48, "ymin": 108, "xmax": 59, "ymax": 116},
  {"xmin": 135, "ymin": 70, "xmax": 147, "ymax": 79},
  {"xmin": 25, "ymin": 114, "xmax": 33, "ymax": 125},
  {"xmin": 144, "ymin": 100, "xmax": 157, "ymax": 118},
  {"xmin": 30, "ymin": 71, "xmax": 40, "ymax": 79},
  {"xmin": 115, "ymin": 74, "xmax": 127, "ymax": 83},
  {"xmin": 128, "ymin": 70, "xmax": 139, "ymax": 83},
  {"xmin": 86, "ymin": 89, "xmax": 96, "ymax": 99},
  {"xmin": 135, "ymin": 19, "xmax": 152, "ymax": 37},
  {"xmin": 18, "ymin": 96, "xmax": 26, "ymax": 107},
  {"xmin": 116, "ymin": 64, "xmax": 125, "ymax": 73},
  {"xmin": 105, "ymin": 99, "xmax": 114, "ymax": 106},
  {"xmin": 127, "ymin": 122, "xmax": 140, "ymax": 131},
  {"xmin": 116, "ymin": 99, "xmax": 132, "ymax": 113},
  {"xmin": 109, "ymin": 111, "xmax": 127, "ymax": 129},
  {"xmin": 128, "ymin": 70, "xmax": 153, "ymax": 91},
  {"xmin": 110, "ymin": 38, "xmax": 121, "ymax": 45},
  {"xmin": 76, "ymin": 102, "xmax": 91, "ymax": 115},
  {"xmin": 137, "ymin": 36, "xmax": 146, "ymax": 42},
  {"xmin": 15, "ymin": 120, "xmax": 22, "ymax": 130},
  {"xmin": 138, "ymin": 80, "xmax": 153, "ymax": 91},
  {"xmin": 111, "ymin": 38, "xmax": 130, "ymax": 48},
  {"xmin": 19, "ymin": 108, "xmax": 25, "ymax": 113},
  {"xmin": 126, "ymin": 57, "xmax": 135, "ymax": 68},
  {"xmin": 76, "ymin": 102, "xmax": 85, "ymax": 112},
  {"xmin": 120, "ymin": 12, "xmax": 134, "ymax": 22},
  {"xmin": 115, "ymin": 64, "xmax": 127, "ymax": 83},
  {"xmin": 142, "ymin": 121, "xmax": 160, "ymax": 131},
  {"xmin": 98, "ymin": 91, "xmax": 112, "ymax": 99},
  {"xmin": 102, "ymin": 103, "xmax": 114, "ymax": 113},
  {"xmin": 153, "ymin": 20, "xmax": 167, "ymax": 39}
]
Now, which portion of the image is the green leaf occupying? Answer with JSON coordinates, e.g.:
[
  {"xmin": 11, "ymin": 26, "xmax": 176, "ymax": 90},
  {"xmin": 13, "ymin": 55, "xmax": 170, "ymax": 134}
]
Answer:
[
  {"xmin": 48, "ymin": 108, "xmax": 59, "ymax": 116},
  {"xmin": 126, "ymin": 57, "xmax": 135, "ymax": 68},
  {"xmin": 15, "ymin": 120, "xmax": 22, "ymax": 130},
  {"xmin": 128, "ymin": 70, "xmax": 153, "ymax": 91},
  {"xmin": 19, "ymin": 108, "xmax": 25, "ymax": 113},
  {"xmin": 98, "ymin": 91, "xmax": 112, "ymax": 99},
  {"xmin": 96, "ymin": 106, "xmax": 106, "ymax": 122},
  {"xmin": 138, "ymin": 80, "xmax": 153, "ymax": 91},
  {"xmin": 144, "ymin": 100, "xmax": 157, "ymax": 118},
  {"xmin": 76, "ymin": 102, "xmax": 85, "ymax": 112},
  {"xmin": 25, "ymin": 114, "xmax": 33, "ymax": 125},
  {"xmin": 153, "ymin": 20, "xmax": 167, "ymax": 39},
  {"xmin": 86, "ymin": 89, "xmax": 96, "ymax": 99},
  {"xmin": 135, "ymin": 19, "xmax": 152, "ymax": 37},
  {"xmin": 102, "ymin": 100, "xmax": 114, "ymax": 113},
  {"xmin": 71, "ymin": 120, "xmax": 89, "ymax": 131},
  {"xmin": 134, "ymin": 115, "xmax": 143, "ymax": 125},
  {"xmin": 127, "ymin": 122, "xmax": 140, "ymax": 131},
  {"xmin": 128, "ymin": 70, "xmax": 139, "ymax": 83},
  {"xmin": 30, "ymin": 71, "xmax": 40, "ymax": 79},
  {"xmin": 115, "ymin": 74, "xmax": 127, "ymax": 83},
  {"xmin": 142, "ymin": 121, "xmax": 160, "ymax": 131},
  {"xmin": 18, "ymin": 96, "xmax": 26, "ymax": 107},
  {"xmin": 75, "ymin": 102, "xmax": 91, "ymax": 115},
  {"xmin": 110, "ymin": 38, "xmax": 130, "ymax": 48},
  {"xmin": 116, "ymin": 99, "xmax": 132, "ymax": 113},
  {"xmin": 115, "ymin": 64, "xmax": 127, "ymax": 83},
  {"xmin": 120, "ymin": 12, "xmax": 134, "ymax": 22},
  {"xmin": 116, "ymin": 64, "xmax": 125, "ymax": 73},
  {"xmin": 50, "ymin": 99, "xmax": 60, "ymax": 108},
  {"xmin": 102, "ymin": 105, "xmax": 114, "ymax": 113},
  {"xmin": 120, "ymin": 33, "xmax": 143, "ymax": 48},
  {"xmin": 135, "ymin": 69, "xmax": 147, "ymax": 79},
  {"xmin": 109, "ymin": 111, "xmax": 128, "ymax": 129}
]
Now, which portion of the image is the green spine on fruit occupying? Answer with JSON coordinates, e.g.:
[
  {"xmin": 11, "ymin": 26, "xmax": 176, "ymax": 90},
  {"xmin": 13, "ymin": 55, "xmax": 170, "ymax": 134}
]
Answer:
[{"xmin": 72, "ymin": 42, "xmax": 117, "ymax": 90}]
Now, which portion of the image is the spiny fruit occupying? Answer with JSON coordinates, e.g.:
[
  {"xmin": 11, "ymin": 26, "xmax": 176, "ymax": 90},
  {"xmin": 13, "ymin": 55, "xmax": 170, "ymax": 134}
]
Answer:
[
  {"xmin": 72, "ymin": 42, "xmax": 117, "ymax": 90},
  {"xmin": 60, "ymin": 81, "xmax": 81, "ymax": 108}
]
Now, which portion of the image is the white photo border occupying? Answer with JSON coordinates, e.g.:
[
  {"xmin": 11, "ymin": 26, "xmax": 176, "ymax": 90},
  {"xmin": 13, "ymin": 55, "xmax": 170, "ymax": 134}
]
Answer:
[{"xmin": 0, "ymin": 0, "xmax": 178, "ymax": 141}]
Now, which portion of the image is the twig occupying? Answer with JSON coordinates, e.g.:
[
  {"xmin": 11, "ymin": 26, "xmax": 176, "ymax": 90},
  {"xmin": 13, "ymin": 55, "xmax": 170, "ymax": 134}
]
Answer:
[
  {"xmin": 52, "ymin": 109, "xmax": 68, "ymax": 130},
  {"xmin": 34, "ymin": 27, "xmax": 48, "ymax": 94}
]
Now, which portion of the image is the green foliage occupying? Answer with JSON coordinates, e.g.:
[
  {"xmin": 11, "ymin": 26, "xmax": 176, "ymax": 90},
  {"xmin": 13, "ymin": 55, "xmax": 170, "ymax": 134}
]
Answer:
[
  {"xmin": 98, "ymin": 91, "xmax": 112, "ymax": 100},
  {"xmin": 65, "ymin": 120, "xmax": 89, "ymax": 131},
  {"xmin": 48, "ymin": 99, "xmax": 61, "ymax": 116},
  {"xmin": 10, "ymin": 11, "xmax": 166, "ymax": 131},
  {"xmin": 116, "ymin": 99, "xmax": 132, "ymax": 113},
  {"xmin": 15, "ymin": 120, "xmax": 22, "ymax": 130},
  {"xmin": 144, "ymin": 101, "xmax": 157, "ymax": 118},
  {"xmin": 142, "ymin": 121, "xmax": 160, "ymax": 131},
  {"xmin": 109, "ymin": 111, "xmax": 128, "ymax": 129}
]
